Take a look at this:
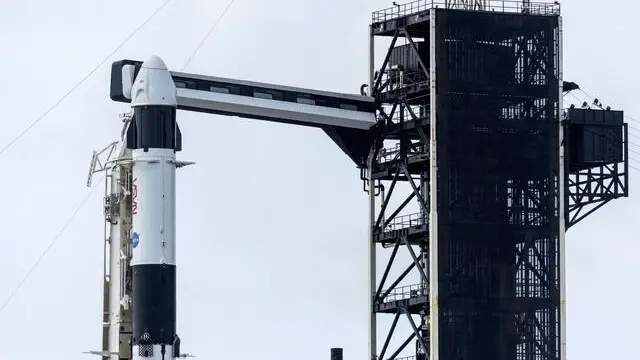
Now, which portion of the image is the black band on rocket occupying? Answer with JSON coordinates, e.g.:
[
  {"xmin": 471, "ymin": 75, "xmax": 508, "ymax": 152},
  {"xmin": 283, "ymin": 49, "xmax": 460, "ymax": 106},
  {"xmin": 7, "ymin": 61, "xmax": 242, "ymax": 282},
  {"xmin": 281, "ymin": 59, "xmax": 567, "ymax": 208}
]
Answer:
[
  {"xmin": 131, "ymin": 264, "xmax": 176, "ymax": 345},
  {"xmin": 127, "ymin": 106, "xmax": 182, "ymax": 151}
]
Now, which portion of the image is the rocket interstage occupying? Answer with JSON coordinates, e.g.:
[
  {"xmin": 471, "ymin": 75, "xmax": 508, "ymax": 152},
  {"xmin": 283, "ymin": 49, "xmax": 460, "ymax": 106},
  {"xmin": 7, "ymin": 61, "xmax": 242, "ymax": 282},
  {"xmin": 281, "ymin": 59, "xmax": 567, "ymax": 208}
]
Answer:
[{"xmin": 127, "ymin": 55, "xmax": 182, "ymax": 360}]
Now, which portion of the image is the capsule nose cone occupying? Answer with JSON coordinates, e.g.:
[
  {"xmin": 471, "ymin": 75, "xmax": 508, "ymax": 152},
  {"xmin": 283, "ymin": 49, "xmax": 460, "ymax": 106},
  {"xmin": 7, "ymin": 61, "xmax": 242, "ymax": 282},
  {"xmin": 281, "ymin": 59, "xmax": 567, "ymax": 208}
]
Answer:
[
  {"xmin": 130, "ymin": 54, "xmax": 177, "ymax": 107},
  {"xmin": 142, "ymin": 55, "xmax": 169, "ymax": 71}
]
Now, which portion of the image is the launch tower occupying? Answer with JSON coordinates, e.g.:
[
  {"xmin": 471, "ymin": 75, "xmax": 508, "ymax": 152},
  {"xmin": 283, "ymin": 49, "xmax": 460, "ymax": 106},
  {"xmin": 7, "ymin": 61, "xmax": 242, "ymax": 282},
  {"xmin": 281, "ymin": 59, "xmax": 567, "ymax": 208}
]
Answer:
[{"xmin": 366, "ymin": 1, "xmax": 627, "ymax": 360}]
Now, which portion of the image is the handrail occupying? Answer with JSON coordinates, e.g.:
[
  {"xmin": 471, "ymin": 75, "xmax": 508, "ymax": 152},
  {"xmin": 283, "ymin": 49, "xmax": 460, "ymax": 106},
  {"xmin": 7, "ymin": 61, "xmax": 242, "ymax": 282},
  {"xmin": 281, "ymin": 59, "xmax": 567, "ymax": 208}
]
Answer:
[
  {"xmin": 372, "ymin": 0, "xmax": 560, "ymax": 24},
  {"xmin": 384, "ymin": 212, "xmax": 427, "ymax": 232},
  {"xmin": 381, "ymin": 283, "xmax": 427, "ymax": 302}
]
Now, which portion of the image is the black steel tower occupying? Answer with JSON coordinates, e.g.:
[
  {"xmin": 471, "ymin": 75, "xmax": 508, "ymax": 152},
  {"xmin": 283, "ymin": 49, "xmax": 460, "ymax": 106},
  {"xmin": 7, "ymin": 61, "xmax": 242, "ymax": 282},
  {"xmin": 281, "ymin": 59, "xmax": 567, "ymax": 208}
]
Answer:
[{"xmin": 365, "ymin": 1, "xmax": 628, "ymax": 360}]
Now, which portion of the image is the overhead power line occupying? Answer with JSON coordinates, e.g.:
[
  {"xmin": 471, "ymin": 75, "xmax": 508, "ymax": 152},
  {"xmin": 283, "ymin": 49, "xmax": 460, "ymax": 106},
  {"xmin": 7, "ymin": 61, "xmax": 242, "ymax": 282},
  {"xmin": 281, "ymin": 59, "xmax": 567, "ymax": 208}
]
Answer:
[
  {"xmin": 182, "ymin": 0, "xmax": 237, "ymax": 71},
  {"xmin": 0, "ymin": 0, "xmax": 175, "ymax": 159},
  {"xmin": 0, "ymin": 176, "xmax": 105, "ymax": 316}
]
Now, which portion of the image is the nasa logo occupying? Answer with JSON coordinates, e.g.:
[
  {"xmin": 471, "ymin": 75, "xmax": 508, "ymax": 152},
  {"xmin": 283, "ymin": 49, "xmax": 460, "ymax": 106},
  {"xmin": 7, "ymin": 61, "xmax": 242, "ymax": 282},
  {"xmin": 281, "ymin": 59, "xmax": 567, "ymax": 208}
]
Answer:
[{"xmin": 131, "ymin": 232, "xmax": 140, "ymax": 248}]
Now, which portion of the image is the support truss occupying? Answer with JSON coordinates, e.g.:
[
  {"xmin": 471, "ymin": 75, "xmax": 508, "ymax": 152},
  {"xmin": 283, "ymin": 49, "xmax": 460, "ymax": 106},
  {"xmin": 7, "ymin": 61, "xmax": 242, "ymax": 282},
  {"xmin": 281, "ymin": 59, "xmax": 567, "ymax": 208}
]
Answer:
[
  {"xmin": 367, "ymin": 20, "xmax": 431, "ymax": 360},
  {"xmin": 85, "ymin": 115, "xmax": 135, "ymax": 360},
  {"xmin": 566, "ymin": 162, "xmax": 628, "ymax": 227},
  {"xmin": 565, "ymin": 123, "xmax": 629, "ymax": 228},
  {"xmin": 366, "ymin": 151, "xmax": 431, "ymax": 360}
]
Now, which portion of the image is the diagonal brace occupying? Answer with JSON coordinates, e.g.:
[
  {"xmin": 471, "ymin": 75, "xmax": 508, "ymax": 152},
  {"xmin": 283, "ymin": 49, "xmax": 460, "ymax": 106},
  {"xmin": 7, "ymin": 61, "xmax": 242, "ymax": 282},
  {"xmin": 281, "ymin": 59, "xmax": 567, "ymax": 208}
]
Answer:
[
  {"xmin": 402, "ymin": 165, "xmax": 429, "ymax": 214},
  {"xmin": 402, "ymin": 236, "xmax": 429, "ymax": 285},
  {"xmin": 376, "ymin": 239, "xmax": 401, "ymax": 300},
  {"xmin": 378, "ymin": 311, "xmax": 401, "ymax": 360},
  {"xmin": 404, "ymin": 310, "xmax": 429, "ymax": 357},
  {"xmin": 375, "ymin": 167, "xmax": 402, "ymax": 230},
  {"xmin": 400, "ymin": 28, "xmax": 430, "ymax": 79}
]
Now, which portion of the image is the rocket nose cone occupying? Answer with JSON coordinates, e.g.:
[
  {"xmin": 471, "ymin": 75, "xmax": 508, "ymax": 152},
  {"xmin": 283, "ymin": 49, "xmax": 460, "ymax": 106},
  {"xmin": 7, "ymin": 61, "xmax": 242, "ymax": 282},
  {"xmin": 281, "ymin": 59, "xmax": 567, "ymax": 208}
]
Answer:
[{"xmin": 142, "ymin": 55, "xmax": 168, "ymax": 70}]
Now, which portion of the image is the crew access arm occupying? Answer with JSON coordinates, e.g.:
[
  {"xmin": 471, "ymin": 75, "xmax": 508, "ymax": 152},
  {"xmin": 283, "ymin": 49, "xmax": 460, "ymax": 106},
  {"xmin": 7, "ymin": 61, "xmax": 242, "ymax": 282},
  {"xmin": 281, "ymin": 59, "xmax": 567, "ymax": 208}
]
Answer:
[{"xmin": 110, "ymin": 60, "xmax": 380, "ymax": 167}]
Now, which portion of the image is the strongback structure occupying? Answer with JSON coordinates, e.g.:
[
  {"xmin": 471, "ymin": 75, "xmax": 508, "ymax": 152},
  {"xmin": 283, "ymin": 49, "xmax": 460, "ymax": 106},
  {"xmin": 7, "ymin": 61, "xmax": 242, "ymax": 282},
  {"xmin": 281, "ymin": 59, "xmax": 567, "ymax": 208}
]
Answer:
[
  {"xmin": 89, "ymin": 1, "xmax": 628, "ymax": 360},
  {"xmin": 87, "ymin": 119, "xmax": 135, "ymax": 360},
  {"xmin": 366, "ymin": 1, "xmax": 627, "ymax": 360}
]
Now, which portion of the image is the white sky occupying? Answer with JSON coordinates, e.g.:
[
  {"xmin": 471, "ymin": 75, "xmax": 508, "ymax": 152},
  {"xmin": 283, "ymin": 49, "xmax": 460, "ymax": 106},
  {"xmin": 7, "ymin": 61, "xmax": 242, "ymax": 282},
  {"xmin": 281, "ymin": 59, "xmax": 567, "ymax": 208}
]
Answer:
[{"xmin": 0, "ymin": 0, "xmax": 637, "ymax": 359}]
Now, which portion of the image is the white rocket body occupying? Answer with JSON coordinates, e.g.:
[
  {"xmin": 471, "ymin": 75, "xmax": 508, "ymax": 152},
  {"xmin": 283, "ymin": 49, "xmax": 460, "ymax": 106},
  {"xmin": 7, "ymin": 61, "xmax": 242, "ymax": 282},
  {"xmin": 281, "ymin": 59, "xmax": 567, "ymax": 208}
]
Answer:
[
  {"xmin": 130, "ymin": 148, "xmax": 177, "ymax": 268},
  {"xmin": 129, "ymin": 55, "xmax": 180, "ymax": 360}
]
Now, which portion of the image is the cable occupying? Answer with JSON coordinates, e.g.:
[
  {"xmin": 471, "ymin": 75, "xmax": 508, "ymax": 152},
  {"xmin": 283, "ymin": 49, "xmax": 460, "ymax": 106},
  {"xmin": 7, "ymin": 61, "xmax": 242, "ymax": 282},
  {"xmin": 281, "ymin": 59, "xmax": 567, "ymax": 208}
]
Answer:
[
  {"xmin": 566, "ymin": 91, "xmax": 583, "ymax": 105},
  {"xmin": 0, "ymin": 0, "xmax": 175, "ymax": 159},
  {"xmin": 576, "ymin": 88, "xmax": 640, "ymax": 126},
  {"xmin": 0, "ymin": 175, "xmax": 105, "ymax": 316},
  {"xmin": 181, "ymin": 0, "xmax": 237, "ymax": 71}
]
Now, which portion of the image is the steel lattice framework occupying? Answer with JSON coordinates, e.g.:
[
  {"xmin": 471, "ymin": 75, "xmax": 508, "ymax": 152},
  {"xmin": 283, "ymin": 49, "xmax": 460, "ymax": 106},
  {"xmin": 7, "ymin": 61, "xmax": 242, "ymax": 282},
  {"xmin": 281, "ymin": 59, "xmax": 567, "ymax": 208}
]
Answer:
[{"xmin": 365, "ymin": 2, "xmax": 571, "ymax": 360}]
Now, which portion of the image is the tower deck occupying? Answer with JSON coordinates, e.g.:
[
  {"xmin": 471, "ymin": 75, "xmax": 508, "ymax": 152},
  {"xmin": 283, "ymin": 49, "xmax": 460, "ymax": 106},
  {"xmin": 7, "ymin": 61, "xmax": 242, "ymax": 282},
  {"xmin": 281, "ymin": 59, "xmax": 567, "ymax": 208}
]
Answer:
[{"xmin": 372, "ymin": 0, "xmax": 560, "ymax": 36}]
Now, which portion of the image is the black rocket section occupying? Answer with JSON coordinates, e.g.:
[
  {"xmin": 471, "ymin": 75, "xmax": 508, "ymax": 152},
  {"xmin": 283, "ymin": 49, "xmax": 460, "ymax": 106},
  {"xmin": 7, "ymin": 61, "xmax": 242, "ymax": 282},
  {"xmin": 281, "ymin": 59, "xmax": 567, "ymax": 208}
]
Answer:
[
  {"xmin": 132, "ymin": 265, "xmax": 177, "ymax": 346},
  {"xmin": 126, "ymin": 107, "xmax": 182, "ymax": 151}
]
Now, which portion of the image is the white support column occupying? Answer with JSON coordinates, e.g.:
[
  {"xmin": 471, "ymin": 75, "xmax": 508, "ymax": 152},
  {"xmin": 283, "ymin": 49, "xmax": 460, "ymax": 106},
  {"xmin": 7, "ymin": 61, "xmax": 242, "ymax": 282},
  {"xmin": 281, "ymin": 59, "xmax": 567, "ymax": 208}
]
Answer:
[
  {"xmin": 106, "ymin": 164, "xmax": 123, "ymax": 360},
  {"xmin": 428, "ymin": 8, "xmax": 439, "ymax": 360},
  {"xmin": 367, "ymin": 24, "xmax": 377, "ymax": 360},
  {"xmin": 99, "ymin": 143, "xmax": 134, "ymax": 360},
  {"xmin": 368, "ymin": 25, "xmax": 375, "ymax": 97},
  {"xmin": 557, "ymin": 15, "xmax": 567, "ymax": 360},
  {"xmin": 109, "ymin": 152, "xmax": 134, "ymax": 360},
  {"xmin": 368, "ymin": 148, "xmax": 377, "ymax": 360}
]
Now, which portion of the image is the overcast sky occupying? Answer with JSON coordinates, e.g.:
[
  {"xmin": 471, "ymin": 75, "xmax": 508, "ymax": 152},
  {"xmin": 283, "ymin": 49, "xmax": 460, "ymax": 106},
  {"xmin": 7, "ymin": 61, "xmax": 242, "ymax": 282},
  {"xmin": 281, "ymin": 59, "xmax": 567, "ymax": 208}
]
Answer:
[{"xmin": 0, "ymin": 0, "xmax": 637, "ymax": 359}]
